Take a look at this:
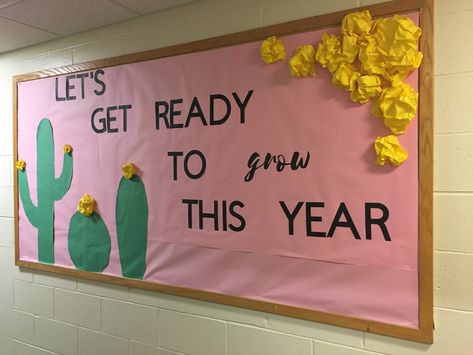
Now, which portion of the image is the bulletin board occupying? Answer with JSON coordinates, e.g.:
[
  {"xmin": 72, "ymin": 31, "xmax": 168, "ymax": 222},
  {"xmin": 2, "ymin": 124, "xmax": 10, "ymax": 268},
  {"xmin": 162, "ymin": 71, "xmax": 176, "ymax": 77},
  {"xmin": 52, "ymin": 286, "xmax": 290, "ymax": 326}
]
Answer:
[{"xmin": 13, "ymin": 0, "xmax": 433, "ymax": 343}]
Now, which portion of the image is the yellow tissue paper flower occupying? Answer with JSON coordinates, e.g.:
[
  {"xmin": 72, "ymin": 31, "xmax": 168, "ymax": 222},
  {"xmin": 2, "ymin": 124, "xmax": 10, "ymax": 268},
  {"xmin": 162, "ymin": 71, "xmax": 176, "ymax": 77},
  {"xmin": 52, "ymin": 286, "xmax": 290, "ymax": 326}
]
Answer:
[
  {"xmin": 350, "ymin": 74, "xmax": 382, "ymax": 104},
  {"xmin": 63, "ymin": 144, "xmax": 73, "ymax": 154},
  {"xmin": 342, "ymin": 10, "xmax": 372, "ymax": 36},
  {"xmin": 332, "ymin": 63, "xmax": 360, "ymax": 92},
  {"xmin": 260, "ymin": 35, "xmax": 286, "ymax": 64},
  {"xmin": 371, "ymin": 82, "xmax": 418, "ymax": 134},
  {"xmin": 122, "ymin": 162, "xmax": 137, "ymax": 179},
  {"xmin": 289, "ymin": 45, "xmax": 317, "ymax": 77},
  {"xmin": 16, "ymin": 160, "xmax": 26, "ymax": 171},
  {"xmin": 316, "ymin": 33, "xmax": 340, "ymax": 69},
  {"xmin": 77, "ymin": 194, "xmax": 95, "ymax": 216},
  {"xmin": 374, "ymin": 135, "xmax": 408, "ymax": 166}
]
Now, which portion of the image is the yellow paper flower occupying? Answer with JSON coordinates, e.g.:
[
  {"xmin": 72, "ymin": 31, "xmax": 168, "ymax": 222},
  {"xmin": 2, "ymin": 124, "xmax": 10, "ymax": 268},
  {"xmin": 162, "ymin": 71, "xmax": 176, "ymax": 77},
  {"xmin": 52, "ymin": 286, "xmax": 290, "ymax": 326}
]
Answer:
[
  {"xmin": 289, "ymin": 44, "xmax": 317, "ymax": 77},
  {"xmin": 77, "ymin": 194, "xmax": 95, "ymax": 216},
  {"xmin": 375, "ymin": 15, "xmax": 423, "ymax": 81},
  {"xmin": 350, "ymin": 74, "xmax": 382, "ymax": 104},
  {"xmin": 374, "ymin": 135, "xmax": 408, "ymax": 166},
  {"xmin": 371, "ymin": 82, "xmax": 418, "ymax": 134},
  {"xmin": 16, "ymin": 160, "xmax": 26, "ymax": 171},
  {"xmin": 342, "ymin": 10, "xmax": 372, "ymax": 37},
  {"xmin": 260, "ymin": 35, "xmax": 286, "ymax": 64},
  {"xmin": 358, "ymin": 34, "xmax": 385, "ymax": 76},
  {"xmin": 63, "ymin": 144, "xmax": 73, "ymax": 154},
  {"xmin": 327, "ymin": 35, "xmax": 359, "ymax": 73},
  {"xmin": 316, "ymin": 33, "xmax": 340, "ymax": 69},
  {"xmin": 122, "ymin": 162, "xmax": 137, "ymax": 179},
  {"xmin": 332, "ymin": 63, "xmax": 360, "ymax": 92}
]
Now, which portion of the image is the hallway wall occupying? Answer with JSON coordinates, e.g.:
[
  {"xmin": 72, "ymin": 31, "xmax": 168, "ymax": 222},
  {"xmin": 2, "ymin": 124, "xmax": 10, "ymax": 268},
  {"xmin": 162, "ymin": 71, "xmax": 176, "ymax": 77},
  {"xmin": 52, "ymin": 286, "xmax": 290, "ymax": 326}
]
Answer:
[{"xmin": 1, "ymin": 0, "xmax": 472, "ymax": 354}]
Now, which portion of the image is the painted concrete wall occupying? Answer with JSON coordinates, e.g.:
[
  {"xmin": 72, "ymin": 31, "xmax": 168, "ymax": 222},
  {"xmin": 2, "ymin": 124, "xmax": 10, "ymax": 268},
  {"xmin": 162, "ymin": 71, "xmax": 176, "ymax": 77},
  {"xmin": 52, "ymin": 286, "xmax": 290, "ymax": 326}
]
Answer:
[{"xmin": 0, "ymin": 0, "xmax": 472, "ymax": 354}]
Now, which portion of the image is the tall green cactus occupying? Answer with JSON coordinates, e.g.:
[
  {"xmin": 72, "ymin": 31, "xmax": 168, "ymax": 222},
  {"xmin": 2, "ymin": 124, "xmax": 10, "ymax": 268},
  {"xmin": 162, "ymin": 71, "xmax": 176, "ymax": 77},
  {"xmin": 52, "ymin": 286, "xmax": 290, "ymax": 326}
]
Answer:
[
  {"xmin": 18, "ymin": 118, "xmax": 73, "ymax": 264},
  {"xmin": 68, "ymin": 211, "xmax": 111, "ymax": 272},
  {"xmin": 116, "ymin": 174, "xmax": 149, "ymax": 279}
]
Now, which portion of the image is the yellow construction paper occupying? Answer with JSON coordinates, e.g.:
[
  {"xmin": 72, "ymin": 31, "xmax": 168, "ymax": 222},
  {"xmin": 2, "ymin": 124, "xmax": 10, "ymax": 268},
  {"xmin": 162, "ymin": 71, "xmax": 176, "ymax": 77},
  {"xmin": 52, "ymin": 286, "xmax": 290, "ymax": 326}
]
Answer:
[
  {"xmin": 332, "ymin": 63, "xmax": 360, "ymax": 92},
  {"xmin": 374, "ymin": 135, "xmax": 408, "ymax": 166},
  {"xmin": 16, "ymin": 160, "xmax": 26, "ymax": 171},
  {"xmin": 371, "ymin": 82, "xmax": 418, "ymax": 134},
  {"xmin": 78, "ymin": 194, "xmax": 95, "ymax": 216},
  {"xmin": 122, "ymin": 162, "xmax": 137, "ymax": 180},
  {"xmin": 315, "ymin": 33, "xmax": 340, "ymax": 69},
  {"xmin": 350, "ymin": 74, "xmax": 382, "ymax": 104},
  {"xmin": 63, "ymin": 144, "xmax": 73, "ymax": 154},
  {"xmin": 260, "ymin": 35, "xmax": 286, "ymax": 64},
  {"xmin": 289, "ymin": 45, "xmax": 317, "ymax": 77},
  {"xmin": 342, "ymin": 10, "xmax": 372, "ymax": 36}
]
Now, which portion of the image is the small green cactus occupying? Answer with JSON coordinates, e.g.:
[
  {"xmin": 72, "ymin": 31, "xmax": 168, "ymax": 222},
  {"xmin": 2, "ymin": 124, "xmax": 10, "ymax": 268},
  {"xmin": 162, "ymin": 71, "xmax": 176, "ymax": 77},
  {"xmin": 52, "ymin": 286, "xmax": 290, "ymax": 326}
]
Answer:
[
  {"xmin": 68, "ymin": 210, "xmax": 111, "ymax": 272},
  {"xmin": 18, "ymin": 118, "xmax": 73, "ymax": 264}
]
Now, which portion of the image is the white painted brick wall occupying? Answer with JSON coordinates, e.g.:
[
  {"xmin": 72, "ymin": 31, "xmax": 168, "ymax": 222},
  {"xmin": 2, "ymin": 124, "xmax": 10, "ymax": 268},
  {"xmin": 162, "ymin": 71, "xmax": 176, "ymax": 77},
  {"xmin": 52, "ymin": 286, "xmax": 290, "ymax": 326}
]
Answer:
[
  {"xmin": 55, "ymin": 289, "xmax": 102, "ymax": 330},
  {"xmin": 158, "ymin": 310, "xmax": 227, "ymax": 355},
  {"xmin": 0, "ymin": 0, "xmax": 471, "ymax": 354}
]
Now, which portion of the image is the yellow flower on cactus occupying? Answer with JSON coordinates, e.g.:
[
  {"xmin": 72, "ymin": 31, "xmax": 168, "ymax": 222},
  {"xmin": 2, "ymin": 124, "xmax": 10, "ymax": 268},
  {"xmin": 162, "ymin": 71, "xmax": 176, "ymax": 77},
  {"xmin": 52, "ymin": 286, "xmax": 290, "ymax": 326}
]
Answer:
[
  {"xmin": 122, "ymin": 162, "xmax": 137, "ymax": 180},
  {"xmin": 78, "ymin": 194, "xmax": 95, "ymax": 216},
  {"xmin": 289, "ymin": 45, "xmax": 317, "ymax": 77},
  {"xmin": 350, "ymin": 74, "xmax": 382, "ymax": 104},
  {"xmin": 260, "ymin": 35, "xmax": 286, "ymax": 64},
  {"xmin": 371, "ymin": 82, "xmax": 418, "ymax": 134},
  {"xmin": 341, "ymin": 10, "xmax": 372, "ymax": 37},
  {"xmin": 315, "ymin": 33, "xmax": 340, "ymax": 69},
  {"xmin": 16, "ymin": 160, "xmax": 26, "ymax": 171},
  {"xmin": 374, "ymin": 135, "xmax": 408, "ymax": 166},
  {"xmin": 63, "ymin": 144, "xmax": 73, "ymax": 154},
  {"xmin": 332, "ymin": 63, "xmax": 360, "ymax": 92}
]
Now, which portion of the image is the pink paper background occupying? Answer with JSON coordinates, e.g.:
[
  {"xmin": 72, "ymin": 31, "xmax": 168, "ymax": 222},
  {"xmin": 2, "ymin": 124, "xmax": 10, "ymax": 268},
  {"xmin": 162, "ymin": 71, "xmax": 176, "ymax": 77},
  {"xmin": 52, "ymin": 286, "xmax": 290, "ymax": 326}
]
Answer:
[{"xmin": 17, "ymin": 13, "xmax": 420, "ymax": 327}]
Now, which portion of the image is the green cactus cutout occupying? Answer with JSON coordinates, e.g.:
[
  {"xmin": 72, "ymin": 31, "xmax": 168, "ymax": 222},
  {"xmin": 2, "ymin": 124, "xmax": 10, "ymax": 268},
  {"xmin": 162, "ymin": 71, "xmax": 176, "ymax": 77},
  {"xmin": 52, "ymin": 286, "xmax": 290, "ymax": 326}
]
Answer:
[
  {"xmin": 116, "ymin": 175, "xmax": 149, "ymax": 279},
  {"xmin": 68, "ymin": 211, "xmax": 111, "ymax": 272},
  {"xmin": 18, "ymin": 118, "xmax": 73, "ymax": 264}
]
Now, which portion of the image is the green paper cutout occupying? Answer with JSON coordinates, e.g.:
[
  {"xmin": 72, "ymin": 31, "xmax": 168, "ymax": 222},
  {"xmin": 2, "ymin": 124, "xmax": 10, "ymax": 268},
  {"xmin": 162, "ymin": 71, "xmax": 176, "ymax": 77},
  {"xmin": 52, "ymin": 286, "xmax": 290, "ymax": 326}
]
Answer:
[
  {"xmin": 18, "ymin": 118, "xmax": 73, "ymax": 264},
  {"xmin": 68, "ymin": 211, "xmax": 111, "ymax": 272},
  {"xmin": 116, "ymin": 175, "xmax": 149, "ymax": 279}
]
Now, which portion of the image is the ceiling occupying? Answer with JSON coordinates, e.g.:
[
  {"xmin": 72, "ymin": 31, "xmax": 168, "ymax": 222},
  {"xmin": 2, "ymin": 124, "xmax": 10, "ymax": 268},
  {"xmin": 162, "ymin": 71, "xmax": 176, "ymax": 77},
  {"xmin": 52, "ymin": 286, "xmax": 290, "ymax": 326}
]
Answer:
[{"xmin": 0, "ymin": 0, "xmax": 197, "ymax": 53}]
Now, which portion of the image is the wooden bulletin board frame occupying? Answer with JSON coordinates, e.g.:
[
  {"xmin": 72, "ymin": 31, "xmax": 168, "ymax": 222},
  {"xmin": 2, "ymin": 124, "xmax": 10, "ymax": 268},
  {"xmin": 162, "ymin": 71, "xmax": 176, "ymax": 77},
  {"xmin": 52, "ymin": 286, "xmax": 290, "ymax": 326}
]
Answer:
[{"xmin": 13, "ymin": 0, "xmax": 433, "ymax": 343}]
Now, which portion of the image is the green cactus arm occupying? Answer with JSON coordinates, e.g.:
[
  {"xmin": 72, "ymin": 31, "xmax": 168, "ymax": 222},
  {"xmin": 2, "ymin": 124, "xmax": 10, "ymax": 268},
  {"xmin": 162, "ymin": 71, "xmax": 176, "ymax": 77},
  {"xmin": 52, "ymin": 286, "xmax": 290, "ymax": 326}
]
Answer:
[
  {"xmin": 53, "ymin": 153, "xmax": 73, "ymax": 200},
  {"xmin": 18, "ymin": 170, "xmax": 39, "ymax": 227}
]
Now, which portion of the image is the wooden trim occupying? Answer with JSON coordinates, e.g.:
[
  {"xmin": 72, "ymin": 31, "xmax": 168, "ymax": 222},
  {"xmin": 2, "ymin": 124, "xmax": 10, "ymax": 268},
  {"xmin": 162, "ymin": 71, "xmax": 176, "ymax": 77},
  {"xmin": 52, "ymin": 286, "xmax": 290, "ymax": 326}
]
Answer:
[
  {"xmin": 13, "ymin": 0, "xmax": 434, "ymax": 343},
  {"xmin": 417, "ymin": 0, "xmax": 434, "ymax": 344},
  {"xmin": 13, "ymin": 78, "xmax": 20, "ymax": 264}
]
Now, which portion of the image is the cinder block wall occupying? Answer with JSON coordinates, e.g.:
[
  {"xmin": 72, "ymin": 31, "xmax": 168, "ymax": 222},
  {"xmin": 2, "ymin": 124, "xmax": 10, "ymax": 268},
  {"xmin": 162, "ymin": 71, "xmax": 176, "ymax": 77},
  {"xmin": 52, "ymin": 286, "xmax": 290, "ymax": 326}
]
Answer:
[{"xmin": 0, "ymin": 0, "xmax": 471, "ymax": 354}]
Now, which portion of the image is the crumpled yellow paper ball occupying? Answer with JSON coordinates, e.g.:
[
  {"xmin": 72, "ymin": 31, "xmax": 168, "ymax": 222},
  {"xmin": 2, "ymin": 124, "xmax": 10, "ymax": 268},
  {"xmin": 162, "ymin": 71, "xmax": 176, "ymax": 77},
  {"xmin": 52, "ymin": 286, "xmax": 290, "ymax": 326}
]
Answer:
[
  {"xmin": 78, "ymin": 194, "xmax": 95, "ymax": 216},
  {"xmin": 342, "ymin": 10, "xmax": 372, "ymax": 36},
  {"xmin": 260, "ymin": 35, "xmax": 286, "ymax": 64},
  {"xmin": 327, "ymin": 35, "xmax": 359, "ymax": 73},
  {"xmin": 289, "ymin": 44, "xmax": 317, "ymax": 77},
  {"xmin": 122, "ymin": 162, "xmax": 137, "ymax": 179},
  {"xmin": 332, "ymin": 63, "xmax": 360, "ymax": 92},
  {"xmin": 350, "ymin": 74, "xmax": 382, "ymax": 104},
  {"xmin": 316, "ymin": 33, "xmax": 340, "ymax": 69},
  {"xmin": 63, "ymin": 144, "xmax": 73, "ymax": 154},
  {"xmin": 371, "ymin": 82, "xmax": 418, "ymax": 134},
  {"xmin": 374, "ymin": 135, "xmax": 408, "ymax": 166},
  {"xmin": 16, "ymin": 160, "xmax": 26, "ymax": 171},
  {"xmin": 375, "ymin": 15, "xmax": 423, "ymax": 80}
]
